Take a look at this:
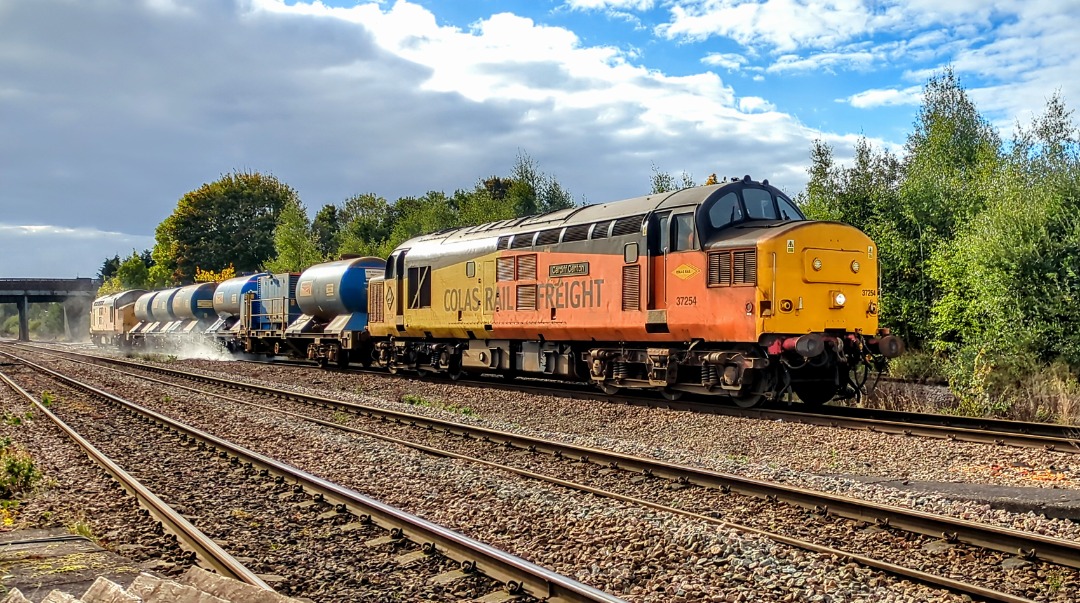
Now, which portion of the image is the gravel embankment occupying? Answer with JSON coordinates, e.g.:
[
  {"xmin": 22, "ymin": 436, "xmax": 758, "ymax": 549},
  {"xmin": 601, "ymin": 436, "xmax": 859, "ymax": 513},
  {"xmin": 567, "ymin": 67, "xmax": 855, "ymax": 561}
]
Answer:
[
  {"xmin": 12, "ymin": 350, "xmax": 978, "ymax": 603},
  {"xmin": 132, "ymin": 358, "xmax": 1080, "ymax": 535},
  {"xmin": 5, "ymin": 363, "xmax": 505, "ymax": 602},
  {"xmin": 0, "ymin": 367, "xmax": 192, "ymax": 577}
]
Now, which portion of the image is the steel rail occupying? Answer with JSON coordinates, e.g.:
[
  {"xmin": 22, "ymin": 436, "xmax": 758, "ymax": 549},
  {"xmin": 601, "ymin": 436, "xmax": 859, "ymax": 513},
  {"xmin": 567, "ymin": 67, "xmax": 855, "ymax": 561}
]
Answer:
[
  {"xmin": 40, "ymin": 356, "xmax": 1037, "ymax": 603},
  {"xmin": 20, "ymin": 343, "xmax": 1079, "ymax": 453},
  {"xmin": 0, "ymin": 369, "xmax": 272, "ymax": 590},
  {"xmin": 237, "ymin": 353, "xmax": 1080, "ymax": 452},
  {"xmin": 0, "ymin": 350, "xmax": 626, "ymax": 603}
]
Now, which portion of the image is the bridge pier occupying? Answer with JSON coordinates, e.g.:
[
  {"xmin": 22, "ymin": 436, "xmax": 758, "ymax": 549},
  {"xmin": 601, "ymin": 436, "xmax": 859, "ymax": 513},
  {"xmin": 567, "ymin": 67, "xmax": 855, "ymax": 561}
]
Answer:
[{"xmin": 17, "ymin": 295, "xmax": 29, "ymax": 342}]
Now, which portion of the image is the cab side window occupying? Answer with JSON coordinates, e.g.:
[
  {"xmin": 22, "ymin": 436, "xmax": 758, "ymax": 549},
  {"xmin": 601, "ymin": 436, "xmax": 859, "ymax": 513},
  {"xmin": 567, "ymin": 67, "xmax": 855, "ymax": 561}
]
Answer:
[
  {"xmin": 672, "ymin": 213, "xmax": 695, "ymax": 251},
  {"xmin": 708, "ymin": 192, "xmax": 742, "ymax": 229}
]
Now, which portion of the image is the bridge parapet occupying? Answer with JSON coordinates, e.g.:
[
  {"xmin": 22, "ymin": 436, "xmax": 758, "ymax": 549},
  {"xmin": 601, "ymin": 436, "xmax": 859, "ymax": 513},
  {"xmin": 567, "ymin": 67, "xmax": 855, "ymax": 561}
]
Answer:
[{"xmin": 0, "ymin": 278, "xmax": 100, "ymax": 340}]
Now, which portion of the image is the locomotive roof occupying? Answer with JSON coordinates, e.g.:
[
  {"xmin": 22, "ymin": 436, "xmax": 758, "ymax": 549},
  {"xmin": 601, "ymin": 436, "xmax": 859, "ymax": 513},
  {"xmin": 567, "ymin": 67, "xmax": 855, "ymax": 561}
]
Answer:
[{"xmin": 404, "ymin": 183, "xmax": 738, "ymax": 248}]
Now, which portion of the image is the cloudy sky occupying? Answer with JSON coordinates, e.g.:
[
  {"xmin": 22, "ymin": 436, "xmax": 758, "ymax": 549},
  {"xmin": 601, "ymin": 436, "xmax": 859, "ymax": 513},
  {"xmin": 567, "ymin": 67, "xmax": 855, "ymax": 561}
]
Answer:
[{"xmin": 1, "ymin": 0, "xmax": 1077, "ymax": 278}]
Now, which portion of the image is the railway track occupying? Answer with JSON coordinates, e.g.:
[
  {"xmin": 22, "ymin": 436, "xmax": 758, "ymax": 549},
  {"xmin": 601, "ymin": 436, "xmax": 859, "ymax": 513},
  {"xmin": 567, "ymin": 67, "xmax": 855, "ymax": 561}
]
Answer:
[
  {"xmin": 0, "ymin": 349, "xmax": 625, "ymax": 603},
  {"xmin": 28, "ymin": 343, "xmax": 1080, "ymax": 454},
  {"xmin": 11, "ymin": 345, "xmax": 1080, "ymax": 602},
  {"xmin": 232, "ymin": 354, "xmax": 1080, "ymax": 453},
  {"xmin": 0, "ymin": 369, "xmax": 271, "ymax": 590}
]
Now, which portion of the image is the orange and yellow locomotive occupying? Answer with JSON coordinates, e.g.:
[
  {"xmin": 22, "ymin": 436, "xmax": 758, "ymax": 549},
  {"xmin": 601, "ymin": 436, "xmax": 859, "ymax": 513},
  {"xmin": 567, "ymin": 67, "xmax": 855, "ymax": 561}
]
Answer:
[{"xmin": 364, "ymin": 176, "xmax": 901, "ymax": 407}]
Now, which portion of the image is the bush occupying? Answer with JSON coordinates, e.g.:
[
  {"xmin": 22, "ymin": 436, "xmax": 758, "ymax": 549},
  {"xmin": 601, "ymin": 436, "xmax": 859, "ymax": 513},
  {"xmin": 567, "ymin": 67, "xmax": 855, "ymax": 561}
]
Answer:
[{"xmin": 0, "ymin": 441, "xmax": 41, "ymax": 498}]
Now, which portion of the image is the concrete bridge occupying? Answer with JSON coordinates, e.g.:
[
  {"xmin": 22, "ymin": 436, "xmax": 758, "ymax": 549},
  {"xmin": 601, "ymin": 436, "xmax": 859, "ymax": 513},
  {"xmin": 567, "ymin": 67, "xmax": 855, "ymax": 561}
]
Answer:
[{"xmin": 0, "ymin": 278, "xmax": 99, "ymax": 341}]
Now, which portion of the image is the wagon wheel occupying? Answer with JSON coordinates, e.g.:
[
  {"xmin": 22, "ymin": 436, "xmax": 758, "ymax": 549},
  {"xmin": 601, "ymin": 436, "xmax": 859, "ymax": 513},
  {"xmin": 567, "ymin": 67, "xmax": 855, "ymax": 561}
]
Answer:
[
  {"xmin": 660, "ymin": 388, "xmax": 683, "ymax": 401},
  {"xmin": 415, "ymin": 366, "xmax": 430, "ymax": 378},
  {"xmin": 335, "ymin": 349, "xmax": 350, "ymax": 369}
]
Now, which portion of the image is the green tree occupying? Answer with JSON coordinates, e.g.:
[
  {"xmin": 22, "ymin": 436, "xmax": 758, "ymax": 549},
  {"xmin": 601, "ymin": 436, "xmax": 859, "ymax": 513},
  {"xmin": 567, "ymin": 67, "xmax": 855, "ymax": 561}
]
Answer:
[
  {"xmin": 506, "ymin": 151, "xmax": 575, "ymax": 215},
  {"xmin": 336, "ymin": 193, "xmax": 394, "ymax": 258},
  {"xmin": 892, "ymin": 68, "xmax": 1002, "ymax": 344},
  {"xmin": 97, "ymin": 255, "xmax": 120, "ymax": 280},
  {"xmin": 266, "ymin": 199, "xmax": 323, "ymax": 273},
  {"xmin": 649, "ymin": 163, "xmax": 695, "ymax": 194},
  {"xmin": 311, "ymin": 204, "xmax": 342, "ymax": 259},
  {"xmin": 150, "ymin": 171, "xmax": 297, "ymax": 284}
]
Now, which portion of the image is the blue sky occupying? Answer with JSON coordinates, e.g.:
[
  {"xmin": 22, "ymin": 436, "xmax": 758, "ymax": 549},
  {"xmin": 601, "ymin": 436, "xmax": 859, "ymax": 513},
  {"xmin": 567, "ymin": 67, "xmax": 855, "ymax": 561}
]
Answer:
[{"xmin": 1, "ymin": 0, "xmax": 1077, "ymax": 278}]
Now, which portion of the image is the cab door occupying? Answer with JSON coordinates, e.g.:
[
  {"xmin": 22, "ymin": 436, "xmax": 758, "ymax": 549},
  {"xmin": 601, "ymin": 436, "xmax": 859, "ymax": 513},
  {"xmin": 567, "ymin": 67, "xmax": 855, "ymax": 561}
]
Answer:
[{"xmin": 646, "ymin": 211, "xmax": 671, "ymax": 333}]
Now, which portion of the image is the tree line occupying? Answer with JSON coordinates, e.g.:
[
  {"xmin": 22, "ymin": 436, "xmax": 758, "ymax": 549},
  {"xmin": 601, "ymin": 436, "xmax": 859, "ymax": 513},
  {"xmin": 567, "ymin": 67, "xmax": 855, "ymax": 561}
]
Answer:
[
  {"xmin": 96, "ymin": 152, "xmax": 575, "ymax": 293},
  {"xmin": 799, "ymin": 69, "xmax": 1080, "ymax": 415}
]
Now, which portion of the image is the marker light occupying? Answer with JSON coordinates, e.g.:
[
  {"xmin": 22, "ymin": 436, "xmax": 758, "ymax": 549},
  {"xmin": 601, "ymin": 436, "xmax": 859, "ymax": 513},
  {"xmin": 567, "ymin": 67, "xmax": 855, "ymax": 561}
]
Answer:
[
  {"xmin": 851, "ymin": 260, "xmax": 860, "ymax": 273},
  {"xmin": 834, "ymin": 292, "xmax": 847, "ymax": 306},
  {"xmin": 812, "ymin": 258, "xmax": 823, "ymax": 271}
]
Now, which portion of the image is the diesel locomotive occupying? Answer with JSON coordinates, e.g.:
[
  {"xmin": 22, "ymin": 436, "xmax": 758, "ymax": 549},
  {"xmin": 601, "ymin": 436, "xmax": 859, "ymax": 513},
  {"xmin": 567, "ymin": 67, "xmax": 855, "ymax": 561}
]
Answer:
[{"xmin": 365, "ymin": 176, "xmax": 902, "ymax": 406}]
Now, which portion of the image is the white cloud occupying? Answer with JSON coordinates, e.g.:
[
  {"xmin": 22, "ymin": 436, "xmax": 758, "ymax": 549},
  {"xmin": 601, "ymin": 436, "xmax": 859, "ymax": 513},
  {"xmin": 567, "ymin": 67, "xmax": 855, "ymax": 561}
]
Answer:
[
  {"xmin": 564, "ymin": 0, "xmax": 656, "ymax": 10},
  {"xmin": 2, "ymin": 0, "xmax": 840, "ymax": 279},
  {"xmin": 738, "ymin": 96, "xmax": 775, "ymax": 112},
  {"xmin": 766, "ymin": 50, "xmax": 879, "ymax": 74},
  {"xmin": 702, "ymin": 52, "xmax": 748, "ymax": 70},
  {"xmin": 658, "ymin": 0, "xmax": 875, "ymax": 52},
  {"xmin": 842, "ymin": 86, "xmax": 923, "ymax": 108}
]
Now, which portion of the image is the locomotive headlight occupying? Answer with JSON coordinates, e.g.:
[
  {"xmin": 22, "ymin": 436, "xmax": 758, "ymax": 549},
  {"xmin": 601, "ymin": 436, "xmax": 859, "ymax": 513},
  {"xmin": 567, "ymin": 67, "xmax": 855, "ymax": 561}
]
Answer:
[
  {"xmin": 851, "ymin": 260, "xmax": 860, "ymax": 273},
  {"xmin": 812, "ymin": 258, "xmax": 823, "ymax": 271},
  {"xmin": 834, "ymin": 292, "xmax": 847, "ymax": 306}
]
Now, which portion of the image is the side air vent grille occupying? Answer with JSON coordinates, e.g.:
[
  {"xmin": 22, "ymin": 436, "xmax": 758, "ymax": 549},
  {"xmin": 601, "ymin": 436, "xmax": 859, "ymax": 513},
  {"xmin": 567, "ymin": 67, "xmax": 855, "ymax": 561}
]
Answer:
[
  {"xmin": 516, "ymin": 284, "xmax": 537, "ymax": 310},
  {"xmin": 708, "ymin": 249, "xmax": 756, "ymax": 287},
  {"xmin": 535, "ymin": 229, "xmax": 560, "ymax": 246},
  {"xmin": 517, "ymin": 254, "xmax": 537, "ymax": 280},
  {"xmin": 562, "ymin": 224, "xmax": 590, "ymax": 243},
  {"xmin": 369, "ymin": 281, "xmax": 384, "ymax": 323},
  {"xmin": 611, "ymin": 215, "xmax": 644, "ymax": 237},
  {"xmin": 496, "ymin": 257, "xmax": 515, "ymax": 282},
  {"xmin": 622, "ymin": 265, "xmax": 641, "ymax": 311}
]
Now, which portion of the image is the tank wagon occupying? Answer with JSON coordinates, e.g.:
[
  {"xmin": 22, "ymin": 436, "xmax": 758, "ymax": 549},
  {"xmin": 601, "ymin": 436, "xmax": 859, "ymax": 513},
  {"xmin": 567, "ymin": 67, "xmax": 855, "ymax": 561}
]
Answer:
[{"xmin": 366, "ymin": 176, "xmax": 902, "ymax": 406}]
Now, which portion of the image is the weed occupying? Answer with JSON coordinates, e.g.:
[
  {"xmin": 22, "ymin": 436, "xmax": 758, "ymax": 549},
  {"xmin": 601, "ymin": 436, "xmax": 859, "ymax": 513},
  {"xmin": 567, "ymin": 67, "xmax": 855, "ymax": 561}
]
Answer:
[
  {"xmin": 40, "ymin": 391, "xmax": 54, "ymax": 408},
  {"xmin": 67, "ymin": 518, "xmax": 95, "ymax": 540},
  {"xmin": 162, "ymin": 395, "xmax": 172, "ymax": 404},
  {"xmin": 230, "ymin": 508, "xmax": 254, "ymax": 520},
  {"xmin": 2, "ymin": 413, "xmax": 21, "ymax": 427},
  {"xmin": 331, "ymin": 411, "xmax": 350, "ymax": 425},
  {"xmin": 401, "ymin": 394, "xmax": 431, "ymax": 407},
  {"xmin": 445, "ymin": 404, "xmax": 475, "ymax": 416},
  {"xmin": 0, "ymin": 444, "xmax": 42, "ymax": 498},
  {"xmin": 1044, "ymin": 568, "xmax": 1064, "ymax": 593}
]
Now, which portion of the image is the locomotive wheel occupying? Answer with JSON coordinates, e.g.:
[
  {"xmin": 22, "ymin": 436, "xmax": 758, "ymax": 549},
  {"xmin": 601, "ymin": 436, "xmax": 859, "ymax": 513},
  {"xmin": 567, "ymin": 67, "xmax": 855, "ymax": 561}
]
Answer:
[
  {"xmin": 598, "ymin": 382, "xmax": 619, "ymax": 395},
  {"xmin": 732, "ymin": 393, "xmax": 763, "ymax": 409},
  {"xmin": 447, "ymin": 357, "xmax": 464, "ymax": 381},
  {"xmin": 659, "ymin": 388, "xmax": 683, "ymax": 402},
  {"xmin": 415, "ymin": 366, "xmax": 430, "ymax": 378},
  {"xmin": 792, "ymin": 381, "xmax": 837, "ymax": 407}
]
